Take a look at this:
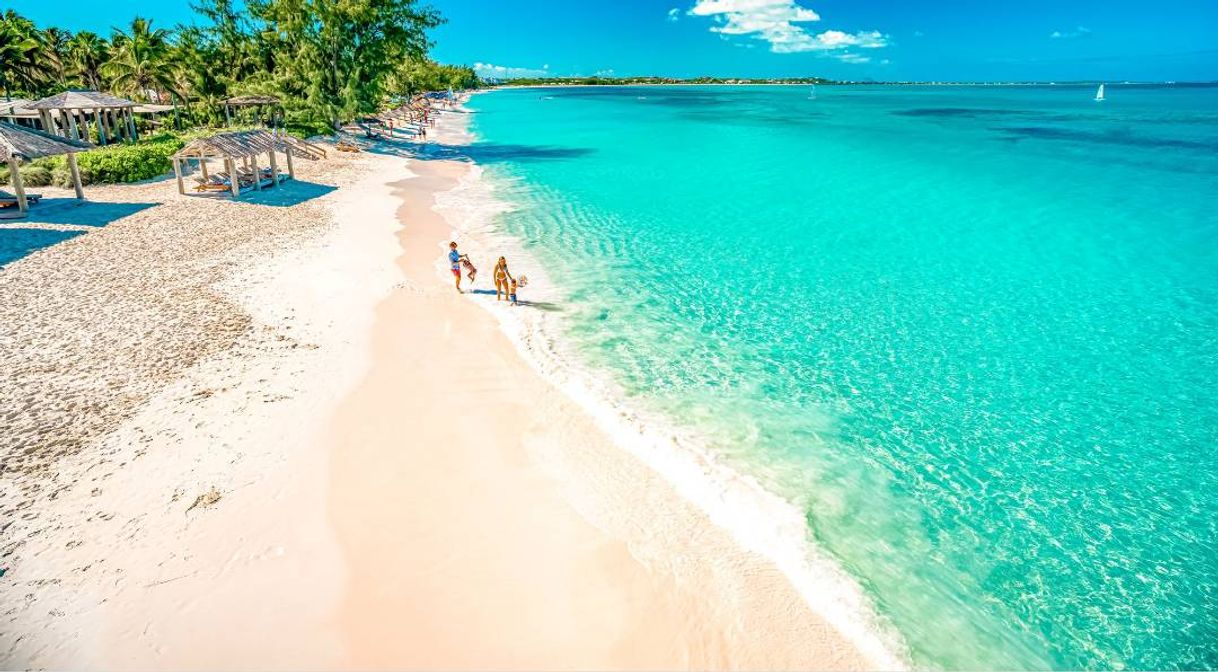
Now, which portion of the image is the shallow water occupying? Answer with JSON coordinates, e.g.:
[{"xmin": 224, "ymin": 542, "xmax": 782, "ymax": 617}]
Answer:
[{"xmin": 467, "ymin": 84, "xmax": 1218, "ymax": 669}]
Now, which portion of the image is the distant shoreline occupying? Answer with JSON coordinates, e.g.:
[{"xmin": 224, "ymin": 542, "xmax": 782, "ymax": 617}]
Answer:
[{"xmin": 491, "ymin": 80, "xmax": 1216, "ymax": 89}]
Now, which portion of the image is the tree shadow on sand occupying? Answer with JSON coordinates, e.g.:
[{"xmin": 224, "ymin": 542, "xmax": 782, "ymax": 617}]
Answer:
[
  {"xmin": 0, "ymin": 227, "xmax": 86, "ymax": 266},
  {"xmin": 233, "ymin": 180, "xmax": 338, "ymax": 207},
  {"xmin": 12, "ymin": 199, "xmax": 158, "ymax": 228}
]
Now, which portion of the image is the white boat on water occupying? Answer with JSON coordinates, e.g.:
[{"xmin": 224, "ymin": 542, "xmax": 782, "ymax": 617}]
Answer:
[
  {"xmin": 1095, "ymin": 84, "xmax": 1105, "ymax": 101},
  {"xmin": 809, "ymin": 84, "xmax": 817, "ymax": 100}
]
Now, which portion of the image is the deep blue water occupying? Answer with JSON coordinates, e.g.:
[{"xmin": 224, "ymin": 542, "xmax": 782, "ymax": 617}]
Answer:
[{"xmin": 467, "ymin": 84, "xmax": 1218, "ymax": 669}]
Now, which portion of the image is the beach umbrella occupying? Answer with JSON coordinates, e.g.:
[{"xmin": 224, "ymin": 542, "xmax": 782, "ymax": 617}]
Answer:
[{"xmin": 0, "ymin": 121, "xmax": 93, "ymax": 216}]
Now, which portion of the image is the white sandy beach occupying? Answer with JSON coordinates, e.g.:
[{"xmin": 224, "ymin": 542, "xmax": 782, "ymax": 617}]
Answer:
[{"xmin": 0, "ymin": 105, "xmax": 890, "ymax": 669}]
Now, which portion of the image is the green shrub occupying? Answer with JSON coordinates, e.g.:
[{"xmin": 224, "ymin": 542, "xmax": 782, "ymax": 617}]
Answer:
[
  {"xmin": 73, "ymin": 136, "xmax": 186, "ymax": 185},
  {"xmin": 1, "ymin": 158, "xmax": 59, "ymax": 188},
  {"xmin": 18, "ymin": 164, "xmax": 54, "ymax": 187},
  {"xmin": 285, "ymin": 119, "xmax": 335, "ymax": 138},
  {"xmin": 51, "ymin": 162, "xmax": 77, "ymax": 189}
]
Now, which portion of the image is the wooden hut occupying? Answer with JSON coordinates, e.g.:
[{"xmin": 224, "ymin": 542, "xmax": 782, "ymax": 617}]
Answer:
[
  {"xmin": 0, "ymin": 121, "xmax": 92, "ymax": 218},
  {"xmin": 26, "ymin": 90, "xmax": 139, "ymax": 146},
  {"xmin": 171, "ymin": 130, "xmax": 326, "ymax": 198},
  {"xmin": 0, "ymin": 99, "xmax": 40, "ymax": 128},
  {"xmin": 223, "ymin": 95, "xmax": 283, "ymax": 128}
]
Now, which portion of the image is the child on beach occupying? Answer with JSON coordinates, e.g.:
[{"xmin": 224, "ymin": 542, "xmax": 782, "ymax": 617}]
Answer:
[
  {"xmin": 462, "ymin": 257, "xmax": 477, "ymax": 284},
  {"xmin": 511, "ymin": 275, "xmax": 528, "ymax": 306}
]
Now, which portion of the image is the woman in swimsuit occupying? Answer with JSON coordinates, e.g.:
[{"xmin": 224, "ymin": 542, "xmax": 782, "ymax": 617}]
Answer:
[{"xmin": 493, "ymin": 256, "xmax": 514, "ymax": 302}]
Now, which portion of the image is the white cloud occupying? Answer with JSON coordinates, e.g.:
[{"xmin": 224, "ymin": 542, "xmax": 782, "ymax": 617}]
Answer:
[
  {"xmin": 1050, "ymin": 26, "xmax": 1091, "ymax": 39},
  {"xmin": 473, "ymin": 62, "xmax": 550, "ymax": 79},
  {"xmin": 913, "ymin": 30, "xmax": 924, "ymax": 37},
  {"xmin": 687, "ymin": 0, "xmax": 887, "ymax": 57},
  {"xmin": 668, "ymin": 7, "xmax": 681, "ymax": 21},
  {"xmin": 835, "ymin": 53, "xmax": 870, "ymax": 64}
]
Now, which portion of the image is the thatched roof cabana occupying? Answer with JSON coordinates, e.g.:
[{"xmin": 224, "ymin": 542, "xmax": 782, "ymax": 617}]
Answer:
[
  {"xmin": 0, "ymin": 99, "xmax": 38, "ymax": 123},
  {"xmin": 133, "ymin": 103, "xmax": 175, "ymax": 114},
  {"xmin": 375, "ymin": 106, "xmax": 428, "ymax": 139},
  {"xmin": 224, "ymin": 95, "xmax": 281, "ymax": 106},
  {"xmin": 171, "ymin": 130, "xmax": 325, "ymax": 198},
  {"xmin": 222, "ymin": 95, "xmax": 283, "ymax": 127},
  {"xmin": 26, "ymin": 90, "xmax": 136, "ymax": 110},
  {"xmin": 1, "ymin": 121, "xmax": 92, "ymax": 217},
  {"xmin": 26, "ymin": 90, "xmax": 139, "ymax": 146}
]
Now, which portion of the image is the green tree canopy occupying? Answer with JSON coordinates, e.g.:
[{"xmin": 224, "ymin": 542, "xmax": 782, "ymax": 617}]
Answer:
[{"xmin": 0, "ymin": 5, "xmax": 479, "ymax": 127}]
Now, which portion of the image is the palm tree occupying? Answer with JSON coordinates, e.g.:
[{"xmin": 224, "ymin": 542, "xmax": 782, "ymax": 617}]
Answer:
[
  {"xmin": 105, "ymin": 17, "xmax": 180, "ymax": 102},
  {"xmin": 0, "ymin": 11, "xmax": 46, "ymax": 100},
  {"xmin": 40, "ymin": 27, "xmax": 72, "ymax": 87},
  {"xmin": 67, "ymin": 31, "xmax": 109, "ymax": 90}
]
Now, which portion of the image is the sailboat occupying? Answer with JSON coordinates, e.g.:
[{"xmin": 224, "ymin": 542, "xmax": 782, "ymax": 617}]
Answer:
[{"xmin": 1094, "ymin": 84, "xmax": 1105, "ymax": 102}]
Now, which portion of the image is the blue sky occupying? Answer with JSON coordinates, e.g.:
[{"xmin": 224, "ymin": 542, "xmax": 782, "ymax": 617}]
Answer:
[{"xmin": 9, "ymin": 0, "xmax": 1218, "ymax": 81}]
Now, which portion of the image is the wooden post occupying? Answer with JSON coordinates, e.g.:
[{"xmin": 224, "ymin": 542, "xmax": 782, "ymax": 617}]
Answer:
[
  {"xmin": 268, "ymin": 149, "xmax": 279, "ymax": 186},
  {"xmin": 10, "ymin": 160, "xmax": 27, "ymax": 213},
  {"xmin": 251, "ymin": 154, "xmax": 261, "ymax": 191},
  {"xmin": 172, "ymin": 156, "xmax": 185, "ymax": 195},
  {"xmin": 66, "ymin": 153, "xmax": 84, "ymax": 200},
  {"xmin": 224, "ymin": 104, "xmax": 231, "ymax": 126},
  {"xmin": 227, "ymin": 158, "xmax": 239, "ymax": 197},
  {"xmin": 95, "ymin": 108, "xmax": 107, "ymax": 146},
  {"xmin": 200, "ymin": 159, "xmax": 209, "ymax": 180},
  {"xmin": 66, "ymin": 110, "xmax": 80, "ymax": 140},
  {"xmin": 285, "ymin": 147, "xmax": 295, "ymax": 179},
  {"xmin": 127, "ymin": 108, "xmax": 138, "ymax": 142}
]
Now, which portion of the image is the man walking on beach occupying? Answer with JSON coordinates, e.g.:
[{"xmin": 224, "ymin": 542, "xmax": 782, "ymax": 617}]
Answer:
[{"xmin": 449, "ymin": 241, "xmax": 468, "ymax": 293}]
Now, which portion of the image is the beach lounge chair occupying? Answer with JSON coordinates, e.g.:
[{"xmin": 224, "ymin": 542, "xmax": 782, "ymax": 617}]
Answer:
[
  {"xmin": 0, "ymin": 192, "xmax": 43, "ymax": 217},
  {"xmin": 0, "ymin": 190, "xmax": 42, "ymax": 205}
]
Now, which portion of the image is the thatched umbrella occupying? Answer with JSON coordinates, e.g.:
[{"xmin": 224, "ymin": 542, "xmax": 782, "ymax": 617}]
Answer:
[
  {"xmin": 0, "ymin": 99, "xmax": 39, "ymax": 126},
  {"xmin": 26, "ymin": 90, "xmax": 139, "ymax": 146},
  {"xmin": 222, "ymin": 95, "xmax": 283, "ymax": 128},
  {"xmin": 0, "ymin": 121, "xmax": 93, "ymax": 215},
  {"xmin": 171, "ymin": 129, "xmax": 325, "ymax": 198}
]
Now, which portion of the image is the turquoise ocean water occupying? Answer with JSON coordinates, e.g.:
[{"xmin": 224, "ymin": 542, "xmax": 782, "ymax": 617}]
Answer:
[{"xmin": 464, "ymin": 85, "xmax": 1218, "ymax": 669}]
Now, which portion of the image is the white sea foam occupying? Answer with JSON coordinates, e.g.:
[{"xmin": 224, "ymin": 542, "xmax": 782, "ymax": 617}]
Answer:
[{"xmin": 429, "ymin": 96, "xmax": 911, "ymax": 670}]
